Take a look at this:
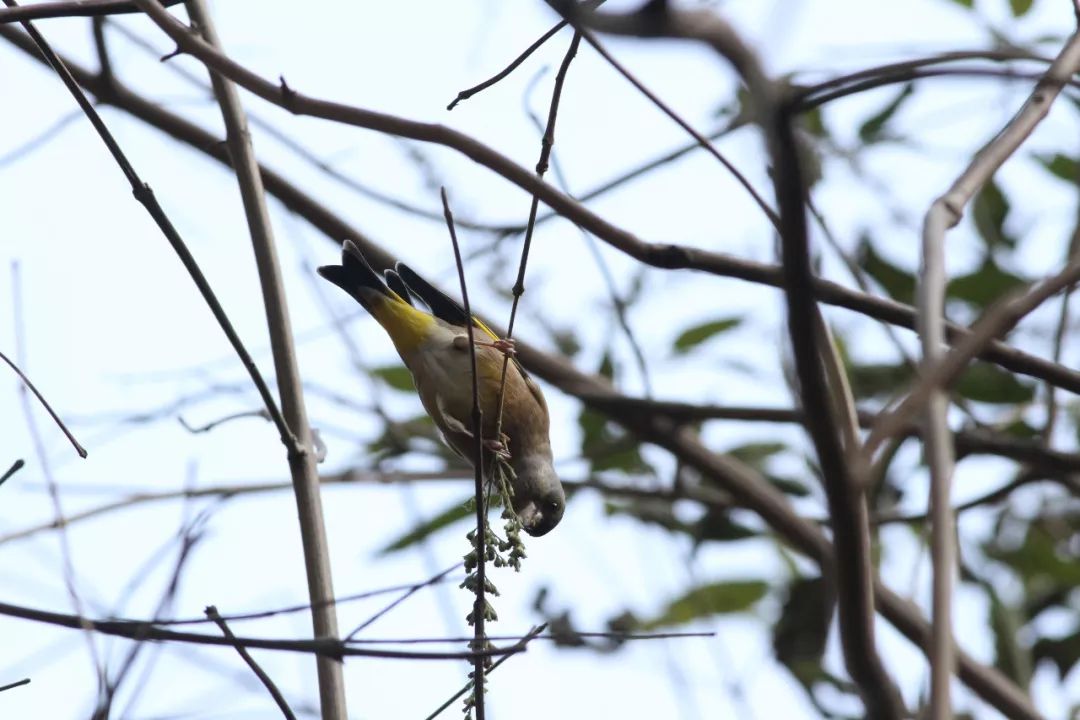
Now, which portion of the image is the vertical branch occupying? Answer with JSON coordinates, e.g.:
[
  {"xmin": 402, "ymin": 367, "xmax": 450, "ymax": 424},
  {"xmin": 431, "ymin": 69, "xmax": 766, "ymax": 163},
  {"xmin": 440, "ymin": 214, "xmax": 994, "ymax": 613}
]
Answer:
[
  {"xmin": 494, "ymin": 31, "xmax": 582, "ymax": 431},
  {"xmin": 915, "ymin": 30, "xmax": 1080, "ymax": 718},
  {"xmin": 440, "ymin": 188, "xmax": 486, "ymax": 720},
  {"xmin": 181, "ymin": 2, "xmax": 346, "ymax": 718}
]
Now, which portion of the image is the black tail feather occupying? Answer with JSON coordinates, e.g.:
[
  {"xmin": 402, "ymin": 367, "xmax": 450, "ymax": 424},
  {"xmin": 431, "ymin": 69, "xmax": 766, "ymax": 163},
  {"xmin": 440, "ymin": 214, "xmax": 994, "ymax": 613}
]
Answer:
[
  {"xmin": 383, "ymin": 269, "xmax": 415, "ymax": 307},
  {"xmin": 395, "ymin": 262, "xmax": 470, "ymax": 328},
  {"xmin": 317, "ymin": 240, "xmax": 393, "ymax": 310}
]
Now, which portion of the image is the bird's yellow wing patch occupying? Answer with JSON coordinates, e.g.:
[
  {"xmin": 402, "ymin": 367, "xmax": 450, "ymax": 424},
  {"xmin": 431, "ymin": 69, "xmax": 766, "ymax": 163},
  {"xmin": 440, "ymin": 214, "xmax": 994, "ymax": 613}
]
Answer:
[{"xmin": 368, "ymin": 293, "xmax": 438, "ymax": 355}]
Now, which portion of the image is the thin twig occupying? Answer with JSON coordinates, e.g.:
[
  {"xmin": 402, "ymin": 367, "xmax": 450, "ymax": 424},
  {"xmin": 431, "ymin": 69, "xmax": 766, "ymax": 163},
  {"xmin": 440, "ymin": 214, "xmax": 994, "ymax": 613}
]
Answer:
[
  {"xmin": 1, "ymin": 0, "xmax": 297, "ymax": 451},
  {"xmin": 0, "ymin": 599, "xmax": 528, "ymax": 660},
  {"xmin": 10, "ymin": 261, "xmax": 105, "ymax": 690},
  {"xmin": 441, "ymin": 187, "xmax": 487, "ymax": 720},
  {"xmin": 0, "ymin": 348, "xmax": 88, "ymax": 458},
  {"xmin": 495, "ymin": 31, "xmax": 582, "ymax": 441},
  {"xmin": 0, "ymin": 0, "xmax": 182, "ymax": 22},
  {"xmin": 183, "ymin": 2, "xmax": 346, "ymax": 716},
  {"xmin": 447, "ymin": 20, "xmax": 567, "ymax": 110},
  {"xmin": 424, "ymin": 625, "xmax": 547, "ymax": 720},
  {"xmin": 206, "ymin": 606, "xmax": 297, "ymax": 720},
  {"xmin": 574, "ymin": 23, "xmax": 779, "ymax": 229},
  {"xmin": 345, "ymin": 563, "xmax": 460, "ymax": 640},
  {"xmin": 0, "ymin": 459, "xmax": 24, "ymax": 487},
  {"xmin": 0, "ymin": 678, "xmax": 30, "ymax": 693}
]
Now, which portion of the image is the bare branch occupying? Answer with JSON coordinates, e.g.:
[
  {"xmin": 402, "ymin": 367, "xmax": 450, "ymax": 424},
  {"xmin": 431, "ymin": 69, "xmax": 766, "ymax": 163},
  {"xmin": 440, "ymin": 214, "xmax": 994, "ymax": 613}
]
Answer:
[
  {"xmin": 0, "ymin": 0, "xmax": 182, "ymax": 23},
  {"xmin": 0, "ymin": 347, "xmax": 86, "ymax": 458},
  {"xmin": 912, "ymin": 29, "xmax": 1080, "ymax": 717},
  {"xmin": 206, "ymin": 605, "xmax": 298, "ymax": 720},
  {"xmin": 181, "ymin": 2, "xmax": 346, "ymax": 715},
  {"xmin": 0, "ymin": 1, "xmax": 297, "ymax": 451}
]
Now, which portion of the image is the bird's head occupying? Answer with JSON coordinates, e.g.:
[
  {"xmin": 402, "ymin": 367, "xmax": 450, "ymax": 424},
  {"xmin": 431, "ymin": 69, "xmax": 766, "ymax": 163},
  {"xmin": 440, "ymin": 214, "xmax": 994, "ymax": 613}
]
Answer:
[{"xmin": 510, "ymin": 452, "xmax": 565, "ymax": 537}]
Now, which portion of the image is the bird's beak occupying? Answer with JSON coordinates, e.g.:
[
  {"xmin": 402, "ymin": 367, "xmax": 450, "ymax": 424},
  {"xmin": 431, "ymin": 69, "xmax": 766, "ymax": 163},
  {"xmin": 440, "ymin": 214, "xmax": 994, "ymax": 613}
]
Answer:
[{"xmin": 517, "ymin": 499, "xmax": 562, "ymax": 537}]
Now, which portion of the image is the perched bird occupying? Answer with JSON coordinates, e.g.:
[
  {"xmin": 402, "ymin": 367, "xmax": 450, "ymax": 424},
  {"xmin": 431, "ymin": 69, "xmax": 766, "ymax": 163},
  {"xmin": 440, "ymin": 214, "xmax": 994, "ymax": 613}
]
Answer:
[{"xmin": 318, "ymin": 240, "xmax": 566, "ymax": 536}]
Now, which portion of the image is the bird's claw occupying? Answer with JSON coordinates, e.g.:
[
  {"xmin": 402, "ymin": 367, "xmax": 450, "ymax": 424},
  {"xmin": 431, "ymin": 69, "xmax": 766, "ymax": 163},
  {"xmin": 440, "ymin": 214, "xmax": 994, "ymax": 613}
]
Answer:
[
  {"xmin": 477, "ymin": 338, "xmax": 516, "ymax": 357},
  {"xmin": 484, "ymin": 437, "xmax": 511, "ymax": 460}
]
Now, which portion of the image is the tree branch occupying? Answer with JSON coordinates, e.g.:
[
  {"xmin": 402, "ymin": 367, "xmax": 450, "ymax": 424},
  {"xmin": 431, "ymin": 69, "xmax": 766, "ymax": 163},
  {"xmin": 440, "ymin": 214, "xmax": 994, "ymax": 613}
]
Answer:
[{"xmin": 182, "ymin": 2, "xmax": 346, "ymax": 717}]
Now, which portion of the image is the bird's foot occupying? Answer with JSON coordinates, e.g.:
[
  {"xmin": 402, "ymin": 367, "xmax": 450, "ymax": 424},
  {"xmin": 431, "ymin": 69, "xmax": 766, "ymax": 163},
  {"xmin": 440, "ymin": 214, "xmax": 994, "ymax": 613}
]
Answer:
[
  {"xmin": 478, "ymin": 338, "xmax": 517, "ymax": 357},
  {"xmin": 484, "ymin": 436, "xmax": 512, "ymax": 460}
]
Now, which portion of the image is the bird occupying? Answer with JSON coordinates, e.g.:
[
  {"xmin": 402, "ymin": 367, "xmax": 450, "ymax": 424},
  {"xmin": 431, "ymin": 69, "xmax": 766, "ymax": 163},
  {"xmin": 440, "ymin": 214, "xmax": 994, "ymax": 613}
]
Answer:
[{"xmin": 317, "ymin": 240, "xmax": 566, "ymax": 536}]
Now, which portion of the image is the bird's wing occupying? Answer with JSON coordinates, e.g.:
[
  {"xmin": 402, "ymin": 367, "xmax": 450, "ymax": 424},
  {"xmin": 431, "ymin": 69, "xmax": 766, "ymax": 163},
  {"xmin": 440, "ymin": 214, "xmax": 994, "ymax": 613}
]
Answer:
[
  {"xmin": 395, "ymin": 262, "xmax": 500, "ymax": 341},
  {"xmin": 318, "ymin": 240, "xmax": 436, "ymax": 354},
  {"xmin": 396, "ymin": 262, "xmax": 540, "ymax": 382}
]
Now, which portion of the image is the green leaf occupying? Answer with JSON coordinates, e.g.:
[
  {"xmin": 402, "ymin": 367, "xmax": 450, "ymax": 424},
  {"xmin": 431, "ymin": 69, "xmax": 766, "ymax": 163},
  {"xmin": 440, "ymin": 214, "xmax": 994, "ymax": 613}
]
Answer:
[
  {"xmin": 641, "ymin": 580, "xmax": 768, "ymax": 629},
  {"xmin": 377, "ymin": 496, "xmax": 473, "ymax": 554},
  {"xmin": 727, "ymin": 441, "xmax": 787, "ymax": 467},
  {"xmin": 694, "ymin": 508, "xmax": 759, "ymax": 543},
  {"xmin": 949, "ymin": 0, "xmax": 974, "ymax": 7},
  {"xmin": 849, "ymin": 362, "xmax": 915, "ymax": 400},
  {"xmin": 673, "ymin": 317, "xmax": 742, "ymax": 354},
  {"xmin": 1009, "ymin": 0, "xmax": 1034, "ymax": 16},
  {"xmin": 956, "ymin": 363, "xmax": 1035, "ymax": 404},
  {"xmin": 605, "ymin": 500, "xmax": 692, "ymax": 534},
  {"xmin": 1033, "ymin": 632, "xmax": 1080, "ymax": 679},
  {"xmin": 579, "ymin": 407, "xmax": 652, "ymax": 475},
  {"xmin": 773, "ymin": 576, "xmax": 835, "ymax": 677},
  {"xmin": 858, "ymin": 83, "xmax": 914, "ymax": 143},
  {"xmin": 1035, "ymin": 153, "xmax": 1078, "ymax": 182},
  {"xmin": 766, "ymin": 473, "xmax": 812, "ymax": 498},
  {"xmin": 801, "ymin": 106, "xmax": 828, "ymax": 139},
  {"xmin": 985, "ymin": 519, "xmax": 1080, "ymax": 592},
  {"xmin": 971, "ymin": 180, "xmax": 1016, "ymax": 250},
  {"xmin": 856, "ymin": 236, "xmax": 916, "ymax": 304},
  {"xmin": 371, "ymin": 365, "xmax": 415, "ymax": 392},
  {"xmin": 987, "ymin": 586, "xmax": 1033, "ymax": 689},
  {"xmin": 948, "ymin": 257, "xmax": 1026, "ymax": 308}
]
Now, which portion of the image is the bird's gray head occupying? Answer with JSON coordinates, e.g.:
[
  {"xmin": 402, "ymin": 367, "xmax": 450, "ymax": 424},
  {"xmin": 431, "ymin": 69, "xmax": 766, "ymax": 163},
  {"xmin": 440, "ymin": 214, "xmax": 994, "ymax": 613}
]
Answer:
[{"xmin": 511, "ymin": 453, "xmax": 565, "ymax": 537}]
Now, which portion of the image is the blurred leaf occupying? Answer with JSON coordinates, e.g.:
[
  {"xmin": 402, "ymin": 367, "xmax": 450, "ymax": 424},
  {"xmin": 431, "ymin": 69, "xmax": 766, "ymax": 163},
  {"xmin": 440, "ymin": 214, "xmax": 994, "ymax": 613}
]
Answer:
[
  {"xmin": 858, "ymin": 83, "xmax": 914, "ymax": 143},
  {"xmin": 949, "ymin": 0, "xmax": 974, "ymax": 7},
  {"xmin": 367, "ymin": 413, "xmax": 442, "ymax": 460},
  {"xmin": 673, "ymin": 317, "xmax": 742, "ymax": 354},
  {"xmin": 727, "ymin": 441, "xmax": 787, "ymax": 467},
  {"xmin": 801, "ymin": 105, "xmax": 828, "ymax": 138},
  {"xmin": 856, "ymin": 236, "xmax": 916, "ymax": 305},
  {"xmin": 579, "ymin": 407, "xmax": 653, "ymax": 475},
  {"xmin": 694, "ymin": 508, "xmax": 759, "ymax": 544},
  {"xmin": 371, "ymin": 365, "xmax": 415, "ymax": 392},
  {"xmin": 957, "ymin": 363, "xmax": 1035, "ymax": 404},
  {"xmin": 849, "ymin": 362, "xmax": 915, "ymax": 400},
  {"xmin": 641, "ymin": 580, "xmax": 768, "ymax": 629},
  {"xmin": 605, "ymin": 500, "xmax": 690, "ymax": 534},
  {"xmin": 1033, "ymin": 631, "xmax": 1080, "ymax": 679},
  {"xmin": 971, "ymin": 181, "xmax": 1016, "ymax": 250},
  {"xmin": 1009, "ymin": 0, "xmax": 1034, "ymax": 16},
  {"xmin": 767, "ymin": 473, "xmax": 812, "ymax": 498},
  {"xmin": 948, "ymin": 257, "xmax": 1026, "ymax": 308},
  {"xmin": 1035, "ymin": 153, "xmax": 1078, "ymax": 183},
  {"xmin": 1002, "ymin": 418, "xmax": 1040, "ymax": 439},
  {"xmin": 550, "ymin": 328, "xmax": 582, "ymax": 358},
  {"xmin": 598, "ymin": 351, "xmax": 615, "ymax": 380},
  {"xmin": 987, "ymin": 586, "xmax": 1033, "ymax": 689},
  {"xmin": 377, "ymin": 497, "xmax": 472, "ymax": 554},
  {"xmin": 985, "ymin": 518, "xmax": 1080, "ymax": 593},
  {"xmin": 773, "ymin": 576, "xmax": 834, "ymax": 677}
]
